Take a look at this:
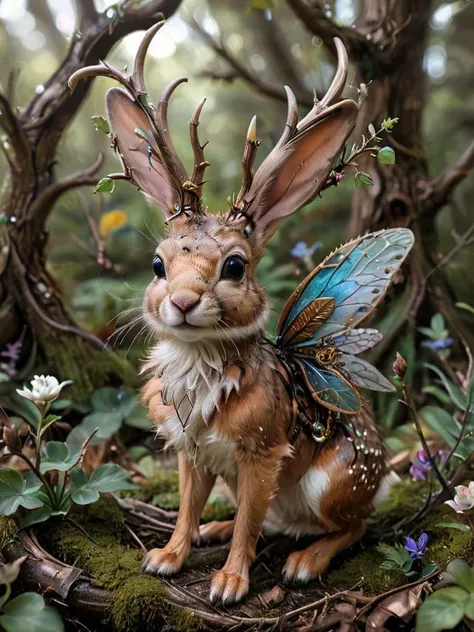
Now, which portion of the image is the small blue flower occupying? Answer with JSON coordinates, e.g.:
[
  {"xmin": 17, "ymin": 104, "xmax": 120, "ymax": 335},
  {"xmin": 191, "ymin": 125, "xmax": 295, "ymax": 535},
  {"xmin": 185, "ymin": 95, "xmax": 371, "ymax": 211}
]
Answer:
[
  {"xmin": 421, "ymin": 338, "xmax": 453, "ymax": 351},
  {"xmin": 291, "ymin": 241, "xmax": 322, "ymax": 259},
  {"xmin": 404, "ymin": 533, "xmax": 428, "ymax": 559}
]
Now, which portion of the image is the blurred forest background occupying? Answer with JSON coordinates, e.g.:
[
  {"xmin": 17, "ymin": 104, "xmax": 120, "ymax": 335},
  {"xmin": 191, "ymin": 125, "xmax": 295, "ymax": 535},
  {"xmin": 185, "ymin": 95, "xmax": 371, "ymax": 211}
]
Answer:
[{"xmin": 0, "ymin": 0, "xmax": 473, "ymax": 427}]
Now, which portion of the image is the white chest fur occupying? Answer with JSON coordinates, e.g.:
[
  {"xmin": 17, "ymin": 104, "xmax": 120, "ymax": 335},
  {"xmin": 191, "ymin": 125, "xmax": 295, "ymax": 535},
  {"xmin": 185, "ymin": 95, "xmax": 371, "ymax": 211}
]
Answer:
[{"xmin": 149, "ymin": 340, "xmax": 240, "ymax": 478}]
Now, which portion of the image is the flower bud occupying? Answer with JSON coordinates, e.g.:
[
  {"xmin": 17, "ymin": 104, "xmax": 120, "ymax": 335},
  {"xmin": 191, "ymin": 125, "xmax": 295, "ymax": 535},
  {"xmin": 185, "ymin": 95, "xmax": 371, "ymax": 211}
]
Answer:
[
  {"xmin": 3, "ymin": 424, "xmax": 22, "ymax": 453},
  {"xmin": 393, "ymin": 352, "xmax": 408, "ymax": 379}
]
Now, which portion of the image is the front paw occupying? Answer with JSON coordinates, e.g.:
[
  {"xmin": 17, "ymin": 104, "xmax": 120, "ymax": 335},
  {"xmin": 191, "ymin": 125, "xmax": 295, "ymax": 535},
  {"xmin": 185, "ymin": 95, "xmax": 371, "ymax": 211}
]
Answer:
[
  {"xmin": 142, "ymin": 547, "xmax": 185, "ymax": 577},
  {"xmin": 210, "ymin": 570, "xmax": 249, "ymax": 605}
]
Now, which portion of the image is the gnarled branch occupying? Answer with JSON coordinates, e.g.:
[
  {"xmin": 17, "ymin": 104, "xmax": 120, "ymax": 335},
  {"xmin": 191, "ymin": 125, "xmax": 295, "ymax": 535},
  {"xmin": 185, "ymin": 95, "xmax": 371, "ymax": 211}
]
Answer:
[
  {"xmin": 420, "ymin": 140, "xmax": 474, "ymax": 216},
  {"xmin": 189, "ymin": 17, "xmax": 313, "ymax": 108}
]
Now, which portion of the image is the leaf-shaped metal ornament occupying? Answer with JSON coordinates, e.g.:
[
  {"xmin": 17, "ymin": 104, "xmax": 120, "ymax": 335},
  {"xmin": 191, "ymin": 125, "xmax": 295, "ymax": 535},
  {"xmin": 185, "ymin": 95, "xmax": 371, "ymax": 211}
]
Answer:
[{"xmin": 281, "ymin": 297, "xmax": 335, "ymax": 346}]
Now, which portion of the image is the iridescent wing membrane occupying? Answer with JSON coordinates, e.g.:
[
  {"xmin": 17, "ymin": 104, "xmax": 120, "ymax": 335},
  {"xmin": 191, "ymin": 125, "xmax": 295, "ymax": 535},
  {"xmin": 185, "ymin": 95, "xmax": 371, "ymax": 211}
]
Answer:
[{"xmin": 276, "ymin": 229, "xmax": 414, "ymax": 414}]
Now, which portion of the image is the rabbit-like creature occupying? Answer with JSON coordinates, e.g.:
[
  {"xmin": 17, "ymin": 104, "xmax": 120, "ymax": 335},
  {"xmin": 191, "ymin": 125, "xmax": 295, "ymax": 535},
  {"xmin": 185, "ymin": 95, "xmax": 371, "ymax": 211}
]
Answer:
[{"xmin": 69, "ymin": 22, "xmax": 413, "ymax": 604}]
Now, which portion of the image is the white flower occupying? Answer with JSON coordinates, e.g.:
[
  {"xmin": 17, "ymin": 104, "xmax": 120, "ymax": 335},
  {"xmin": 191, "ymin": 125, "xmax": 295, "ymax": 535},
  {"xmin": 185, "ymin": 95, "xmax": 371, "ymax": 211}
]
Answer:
[
  {"xmin": 445, "ymin": 481, "xmax": 474, "ymax": 514},
  {"xmin": 16, "ymin": 375, "xmax": 72, "ymax": 406}
]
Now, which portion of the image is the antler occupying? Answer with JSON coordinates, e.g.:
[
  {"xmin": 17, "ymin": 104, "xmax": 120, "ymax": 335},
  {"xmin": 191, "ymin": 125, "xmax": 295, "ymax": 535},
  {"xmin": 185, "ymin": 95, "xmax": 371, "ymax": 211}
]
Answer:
[
  {"xmin": 68, "ymin": 22, "xmax": 209, "ymax": 216},
  {"xmin": 235, "ymin": 115, "xmax": 259, "ymax": 208}
]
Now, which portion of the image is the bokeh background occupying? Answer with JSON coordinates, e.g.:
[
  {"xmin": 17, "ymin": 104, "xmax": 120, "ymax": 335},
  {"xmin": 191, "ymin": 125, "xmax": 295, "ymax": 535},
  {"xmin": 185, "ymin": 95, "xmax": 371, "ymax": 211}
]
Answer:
[{"xmin": 0, "ymin": 0, "xmax": 472, "ymax": 370}]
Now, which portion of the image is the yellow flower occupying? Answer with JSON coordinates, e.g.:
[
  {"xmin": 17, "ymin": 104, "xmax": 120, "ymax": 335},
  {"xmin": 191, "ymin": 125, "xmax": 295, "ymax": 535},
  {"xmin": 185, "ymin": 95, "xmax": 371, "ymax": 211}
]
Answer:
[{"xmin": 99, "ymin": 210, "xmax": 128, "ymax": 238}]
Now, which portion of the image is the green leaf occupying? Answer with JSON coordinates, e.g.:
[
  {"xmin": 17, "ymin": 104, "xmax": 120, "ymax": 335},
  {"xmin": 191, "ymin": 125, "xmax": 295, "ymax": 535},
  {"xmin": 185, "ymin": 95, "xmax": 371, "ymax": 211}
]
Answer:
[
  {"xmin": 431, "ymin": 313, "xmax": 446, "ymax": 335},
  {"xmin": 66, "ymin": 411, "xmax": 124, "ymax": 452},
  {"xmin": 422, "ymin": 385, "xmax": 452, "ymax": 405},
  {"xmin": 421, "ymin": 563, "xmax": 438, "ymax": 577},
  {"xmin": 0, "ymin": 592, "xmax": 64, "ymax": 632},
  {"xmin": 22, "ymin": 504, "xmax": 53, "ymax": 528},
  {"xmin": 436, "ymin": 521, "xmax": 471, "ymax": 533},
  {"xmin": 420, "ymin": 406, "xmax": 459, "ymax": 447},
  {"xmin": 418, "ymin": 326, "xmax": 438, "ymax": 340},
  {"xmin": 92, "ymin": 115, "xmax": 110, "ymax": 134},
  {"xmin": 456, "ymin": 302, "xmax": 474, "ymax": 315},
  {"xmin": 93, "ymin": 177, "xmax": 115, "ymax": 194},
  {"xmin": 377, "ymin": 146, "xmax": 396, "ymax": 165},
  {"xmin": 0, "ymin": 392, "xmax": 41, "ymax": 430},
  {"xmin": 416, "ymin": 589, "xmax": 466, "ymax": 632},
  {"xmin": 424, "ymin": 363, "xmax": 467, "ymax": 410},
  {"xmin": 454, "ymin": 434, "xmax": 474, "ymax": 461},
  {"xmin": 465, "ymin": 594, "xmax": 474, "ymax": 619},
  {"xmin": 381, "ymin": 117, "xmax": 399, "ymax": 131},
  {"xmin": 443, "ymin": 560, "xmax": 474, "ymax": 593},
  {"xmin": 69, "ymin": 464, "xmax": 137, "ymax": 506},
  {"xmin": 466, "ymin": 374, "xmax": 474, "ymax": 412},
  {"xmin": 0, "ymin": 470, "xmax": 44, "ymax": 516},
  {"xmin": 91, "ymin": 387, "xmax": 123, "ymax": 412},
  {"xmin": 87, "ymin": 463, "xmax": 138, "ymax": 492},
  {"xmin": 355, "ymin": 171, "xmax": 374, "ymax": 186},
  {"xmin": 40, "ymin": 442, "xmax": 80, "ymax": 473}
]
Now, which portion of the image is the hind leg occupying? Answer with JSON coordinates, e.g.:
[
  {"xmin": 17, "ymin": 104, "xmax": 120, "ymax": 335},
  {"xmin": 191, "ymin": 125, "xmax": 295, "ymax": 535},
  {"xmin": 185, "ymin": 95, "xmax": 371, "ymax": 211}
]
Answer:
[
  {"xmin": 199, "ymin": 519, "xmax": 235, "ymax": 543},
  {"xmin": 282, "ymin": 521, "xmax": 366, "ymax": 584}
]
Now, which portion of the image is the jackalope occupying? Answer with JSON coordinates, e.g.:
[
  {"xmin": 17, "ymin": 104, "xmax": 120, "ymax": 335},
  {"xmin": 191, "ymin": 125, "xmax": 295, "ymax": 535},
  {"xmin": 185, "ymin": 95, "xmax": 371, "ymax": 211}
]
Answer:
[{"xmin": 69, "ymin": 22, "xmax": 413, "ymax": 604}]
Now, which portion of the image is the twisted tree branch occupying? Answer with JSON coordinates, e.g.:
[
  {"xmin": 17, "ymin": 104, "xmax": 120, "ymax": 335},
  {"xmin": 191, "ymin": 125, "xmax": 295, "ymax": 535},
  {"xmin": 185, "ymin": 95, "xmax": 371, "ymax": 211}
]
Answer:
[
  {"xmin": 28, "ymin": 153, "xmax": 104, "ymax": 226},
  {"xmin": 286, "ymin": 0, "xmax": 373, "ymax": 61},
  {"xmin": 420, "ymin": 140, "xmax": 474, "ymax": 216},
  {"xmin": 189, "ymin": 17, "xmax": 313, "ymax": 107}
]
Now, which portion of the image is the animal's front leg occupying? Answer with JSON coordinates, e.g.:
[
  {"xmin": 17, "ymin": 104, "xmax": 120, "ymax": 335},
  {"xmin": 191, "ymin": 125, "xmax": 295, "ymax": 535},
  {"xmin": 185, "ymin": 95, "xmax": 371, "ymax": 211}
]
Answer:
[
  {"xmin": 143, "ymin": 451, "xmax": 216, "ymax": 576},
  {"xmin": 209, "ymin": 445, "xmax": 286, "ymax": 604}
]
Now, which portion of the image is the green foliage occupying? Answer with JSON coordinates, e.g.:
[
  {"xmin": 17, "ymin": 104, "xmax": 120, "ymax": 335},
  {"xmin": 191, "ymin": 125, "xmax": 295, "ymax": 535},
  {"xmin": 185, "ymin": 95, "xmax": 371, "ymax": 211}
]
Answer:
[
  {"xmin": 377, "ymin": 146, "xmax": 396, "ymax": 164},
  {"xmin": 416, "ymin": 561, "xmax": 474, "ymax": 632},
  {"xmin": 94, "ymin": 177, "xmax": 115, "ymax": 194},
  {"xmin": 0, "ymin": 558, "xmax": 63, "ymax": 632},
  {"xmin": 91, "ymin": 115, "xmax": 110, "ymax": 134},
  {"xmin": 378, "ymin": 542, "xmax": 414, "ymax": 574},
  {"xmin": 70, "ymin": 464, "xmax": 137, "ymax": 505},
  {"xmin": 67, "ymin": 386, "xmax": 151, "ymax": 452},
  {"xmin": 354, "ymin": 170, "xmax": 374, "ymax": 186},
  {"xmin": 0, "ymin": 470, "xmax": 43, "ymax": 515}
]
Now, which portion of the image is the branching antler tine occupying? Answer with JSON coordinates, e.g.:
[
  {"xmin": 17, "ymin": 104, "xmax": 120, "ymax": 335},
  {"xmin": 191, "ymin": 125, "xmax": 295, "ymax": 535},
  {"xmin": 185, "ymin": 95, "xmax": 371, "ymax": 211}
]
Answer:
[
  {"xmin": 68, "ymin": 63, "xmax": 128, "ymax": 92},
  {"xmin": 276, "ymin": 85, "xmax": 299, "ymax": 148},
  {"xmin": 297, "ymin": 37, "xmax": 349, "ymax": 130},
  {"xmin": 190, "ymin": 97, "xmax": 210, "ymax": 194},
  {"xmin": 236, "ymin": 115, "xmax": 259, "ymax": 207},
  {"xmin": 132, "ymin": 20, "xmax": 166, "ymax": 94},
  {"xmin": 157, "ymin": 77, "xmax": 188, "ymax": 132},
  {"xmin": 318, "ymin": 37, "xmax": 348, "ymax": 109}
]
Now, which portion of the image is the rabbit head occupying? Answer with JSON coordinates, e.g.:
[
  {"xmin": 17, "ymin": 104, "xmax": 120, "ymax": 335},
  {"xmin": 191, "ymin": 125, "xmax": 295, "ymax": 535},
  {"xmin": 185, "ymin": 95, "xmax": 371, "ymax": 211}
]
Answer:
[{"xmin": 69, "ymin": 22, "xmax": 358, "ymax": 344}]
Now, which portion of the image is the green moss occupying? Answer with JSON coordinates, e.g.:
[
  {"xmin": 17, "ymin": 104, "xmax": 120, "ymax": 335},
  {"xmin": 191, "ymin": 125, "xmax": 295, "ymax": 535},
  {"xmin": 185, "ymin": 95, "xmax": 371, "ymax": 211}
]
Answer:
[
  {"xmin": 43, "ymin": 498, "xmax": 199, "ymax": 631},
  {"xmin": 0, "ymin": 517, "xmax": 17, "ymax": 552},
  {"xmin": 417, "ymin": 504, "xmax": 473, "ymax": 568},
  {"xmin": 152, "ymin": 491, "xmax": 181, "ymax": 509},
  {"xmin": 371, "ymin": 479, "xmax": 432, "ymax": 523},
  {"xmin": 168, "ymin": 606, "xmax": 203, "ymax": 632},
  {"xmin": 327, "ymin": 548, "xmax": 406, "ymax": 596},
  {"xmin": 201, "ymin": 497, "xmax": 235, "ymax": 522},
  {"xmin": 121, "ymin": 468, "xmax": 179, "ymax": 505}
]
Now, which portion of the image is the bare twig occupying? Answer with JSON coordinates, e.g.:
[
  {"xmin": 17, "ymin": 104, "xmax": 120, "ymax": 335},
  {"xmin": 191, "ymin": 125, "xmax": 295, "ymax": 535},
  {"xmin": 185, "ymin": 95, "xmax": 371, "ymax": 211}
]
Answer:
[
  {"xmin": 286, "ymin": 0, "xmax": 372, "ymax": 61},
  {"xmin": 421, "ymin": 140, "xmax": 474, "ymax": 215},
  {"xmin": 189, "ymin": 17, "xmax": 313, "ymax": 107},
  {"xmin": 28, "ymin": 153, "xmax": 104, "ymax": 226}
]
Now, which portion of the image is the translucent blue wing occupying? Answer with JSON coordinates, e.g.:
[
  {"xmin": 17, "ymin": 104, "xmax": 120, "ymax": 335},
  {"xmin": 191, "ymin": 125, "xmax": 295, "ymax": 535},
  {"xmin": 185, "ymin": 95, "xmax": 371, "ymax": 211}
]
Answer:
[
  {"xmin": 333, "ymin": 328, "xmax": 383, "ymax": 355},
  {"xmin": 277, "ymin": 228, "xmax": 414, "ymax": 347},
  {"xmin": 341, "ymin": 354, "xmax": 395, "ymax": 392},
  {"xmin": 296, "ymin": 358, "xmax": 362, "ymax": 414}
]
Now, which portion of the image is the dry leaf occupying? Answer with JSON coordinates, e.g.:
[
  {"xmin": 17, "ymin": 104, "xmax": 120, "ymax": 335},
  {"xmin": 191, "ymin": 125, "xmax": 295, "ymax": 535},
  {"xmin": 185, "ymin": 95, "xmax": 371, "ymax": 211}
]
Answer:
[
  {"xmin": 260, "ymin": 585, "xmax": 286, "ymax": 608},
  {"xmin": 365, "ymin": 584, "xmax": 424, "ymax": 631}
]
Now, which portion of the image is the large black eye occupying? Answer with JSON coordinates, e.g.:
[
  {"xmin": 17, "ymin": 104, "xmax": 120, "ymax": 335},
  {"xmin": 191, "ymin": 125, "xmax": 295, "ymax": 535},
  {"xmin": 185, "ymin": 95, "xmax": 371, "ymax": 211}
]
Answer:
[
  {"xmin": 221, "ymin": 255, "xmax": 246, "ymax": 280},
  {"xmin": 152, "ymin": 255, "xmax": 166, "ymax": 279}
]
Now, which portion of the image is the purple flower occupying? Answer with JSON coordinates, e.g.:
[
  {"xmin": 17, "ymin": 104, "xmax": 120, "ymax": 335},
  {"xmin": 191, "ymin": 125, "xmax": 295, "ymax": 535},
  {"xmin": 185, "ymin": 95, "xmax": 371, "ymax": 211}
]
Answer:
[
  {"xmin": 421, "ymin": 338, "xmax": 453, "ymax": 351},
  {"xmin": 291, "ymin": 241, "xmax": 322, "ymax": 259},
  {"xmin": 405, "ymin": 533, "xmax": 428, "ymax": 559},
  {"xmin": 0, "ymin": 341, "xmax": 22, "ymax": 362},
  {"xmin": 335, "ymin": 171, "xmax": 345, "ymax": 184},
  {"xmin": 409, "ymin": 449, "xmax": 447, "ymax": 481}
]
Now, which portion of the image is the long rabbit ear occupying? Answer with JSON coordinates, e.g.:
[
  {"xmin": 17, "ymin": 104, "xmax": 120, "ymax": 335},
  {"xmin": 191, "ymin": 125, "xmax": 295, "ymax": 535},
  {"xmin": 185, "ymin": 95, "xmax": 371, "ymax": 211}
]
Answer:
[
  {"xmin": 106, "ymin": 87, "xmax": 182, "ymax": 216},
  {"xmin": 231, "ymin": 38, "xmax": 358, "ymax": 245},
  {"xmin": 68, "ymin": 22, "xmax": 210, "ymax": 220}
]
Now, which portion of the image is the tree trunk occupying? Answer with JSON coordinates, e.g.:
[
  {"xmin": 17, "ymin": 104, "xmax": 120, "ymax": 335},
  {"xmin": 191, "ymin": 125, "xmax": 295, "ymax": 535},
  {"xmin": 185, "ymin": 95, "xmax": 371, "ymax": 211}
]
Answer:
[{"xmin": 0, "ymin": 1, "xmax": 181, "ymax": 399}]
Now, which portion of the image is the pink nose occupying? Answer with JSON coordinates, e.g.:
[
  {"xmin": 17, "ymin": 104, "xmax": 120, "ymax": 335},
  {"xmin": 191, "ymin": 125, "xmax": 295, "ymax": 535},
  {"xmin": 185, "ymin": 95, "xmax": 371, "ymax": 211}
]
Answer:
[{"xmin": 170, "ymin": 291, "xmax": 200, "ymax": 314}]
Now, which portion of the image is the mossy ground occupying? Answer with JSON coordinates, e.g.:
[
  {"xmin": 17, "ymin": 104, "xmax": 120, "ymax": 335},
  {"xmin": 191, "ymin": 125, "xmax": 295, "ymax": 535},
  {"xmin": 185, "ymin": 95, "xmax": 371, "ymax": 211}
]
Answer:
[
  {"xmin": 0, "ymin": 516, "xmax": 17, "ymax": 552},
  {"xmin": 122, "ymin": 467, "xmax": 235, "ymax": 520},
  {"xmin": 327, "ymin": 479, "xmax": 473, "ymax": 596},
  {"xmin": 42, "ymin": 498, "xmax": 201, "ymax": 632}
]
